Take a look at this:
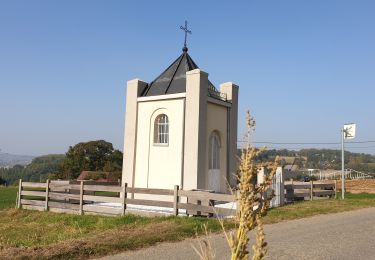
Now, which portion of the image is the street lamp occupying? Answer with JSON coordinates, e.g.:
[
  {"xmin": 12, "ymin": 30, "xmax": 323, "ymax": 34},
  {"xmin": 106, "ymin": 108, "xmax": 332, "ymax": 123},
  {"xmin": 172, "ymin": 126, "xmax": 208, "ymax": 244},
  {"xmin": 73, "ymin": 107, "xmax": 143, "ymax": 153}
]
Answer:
[{"xmin": 341, "ymin": 123, "xmax": 356, "ymax": 199}]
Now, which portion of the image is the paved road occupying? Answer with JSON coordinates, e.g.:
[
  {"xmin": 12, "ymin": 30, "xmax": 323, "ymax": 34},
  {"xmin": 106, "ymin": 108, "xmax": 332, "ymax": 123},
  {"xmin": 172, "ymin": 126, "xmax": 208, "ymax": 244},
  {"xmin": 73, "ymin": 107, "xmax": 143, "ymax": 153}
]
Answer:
[{"xmin": 101, "ymin": 207, "xmax": 375, "ymax": 260}]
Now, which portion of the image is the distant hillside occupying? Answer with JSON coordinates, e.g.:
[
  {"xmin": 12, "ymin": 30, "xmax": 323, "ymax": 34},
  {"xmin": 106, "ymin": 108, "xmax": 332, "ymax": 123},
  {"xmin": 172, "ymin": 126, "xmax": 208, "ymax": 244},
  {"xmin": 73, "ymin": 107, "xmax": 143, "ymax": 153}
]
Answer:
[
  {"xmin": 256, "ymin": 148, "xmax": 375, "ymax": 173},
  {"xmin": 0, "ymin": 154, "xmax": 65, "ymax": 185},
  {"xmin": 0, "ymin": 153, "xmax": 34, "ymax": 168}
]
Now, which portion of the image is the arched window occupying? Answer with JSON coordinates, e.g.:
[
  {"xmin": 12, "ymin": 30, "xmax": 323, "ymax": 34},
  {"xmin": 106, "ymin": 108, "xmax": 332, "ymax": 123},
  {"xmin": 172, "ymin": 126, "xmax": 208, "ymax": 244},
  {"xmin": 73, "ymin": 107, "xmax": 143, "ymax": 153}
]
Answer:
[
  {"xmin": 154, "ymin": 114, "xmax": 169, "ymax": 144},
  {"xmin": 209, "ymin": 131, "xmax": 220, "ymax": 169}
]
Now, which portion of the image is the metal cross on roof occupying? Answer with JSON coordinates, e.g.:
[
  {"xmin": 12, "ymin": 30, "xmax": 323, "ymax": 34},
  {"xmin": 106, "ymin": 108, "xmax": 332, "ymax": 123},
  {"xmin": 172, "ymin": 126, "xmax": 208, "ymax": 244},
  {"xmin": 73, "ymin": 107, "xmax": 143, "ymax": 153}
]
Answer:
[{"xmin": 180, "ymin": 20, "xmax": 192, "ymax": 52}]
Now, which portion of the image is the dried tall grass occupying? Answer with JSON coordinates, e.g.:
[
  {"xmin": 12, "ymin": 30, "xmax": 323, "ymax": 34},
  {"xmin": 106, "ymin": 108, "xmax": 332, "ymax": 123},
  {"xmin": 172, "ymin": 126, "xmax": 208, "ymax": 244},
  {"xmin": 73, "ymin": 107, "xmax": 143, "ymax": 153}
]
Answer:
[
  {"xmin": 192, "ymin": 224, "xmax": 215, "ymax": 260},
  {"xmin": 194, "ymin": 110, "xmax": 277, "ymax": 260},
  {"xmin": 226, "ymin": 111, "xmax": 277, "ymax": 260}
]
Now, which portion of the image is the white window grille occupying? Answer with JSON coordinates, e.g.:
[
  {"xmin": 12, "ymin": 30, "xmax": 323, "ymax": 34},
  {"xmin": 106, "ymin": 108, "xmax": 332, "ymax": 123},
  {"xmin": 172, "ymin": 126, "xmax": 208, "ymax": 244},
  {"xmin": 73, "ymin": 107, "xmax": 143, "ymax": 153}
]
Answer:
[
  {"xmin": 209, "ymin": 132, "xmax": 220, "ymax": 169},
  {"xmin": 154, "ymin": 114, "xmax": 169, "ymax": 144}
]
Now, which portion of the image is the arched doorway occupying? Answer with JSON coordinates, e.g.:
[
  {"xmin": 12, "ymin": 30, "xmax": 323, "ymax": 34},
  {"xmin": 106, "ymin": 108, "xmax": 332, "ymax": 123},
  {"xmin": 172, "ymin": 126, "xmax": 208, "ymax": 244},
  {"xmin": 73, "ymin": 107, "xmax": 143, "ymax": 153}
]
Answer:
[{"xmin": 208, "ymin": 131, "xmax": 221, "ymax": 192}]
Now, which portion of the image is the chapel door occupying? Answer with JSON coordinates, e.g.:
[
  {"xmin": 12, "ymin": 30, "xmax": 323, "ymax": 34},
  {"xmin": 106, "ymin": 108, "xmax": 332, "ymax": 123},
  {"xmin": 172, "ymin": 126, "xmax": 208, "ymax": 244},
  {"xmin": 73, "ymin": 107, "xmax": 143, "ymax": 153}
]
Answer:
[{"xmin": 208, "ymin": 132, "xmax": 221, "ymax": 192}]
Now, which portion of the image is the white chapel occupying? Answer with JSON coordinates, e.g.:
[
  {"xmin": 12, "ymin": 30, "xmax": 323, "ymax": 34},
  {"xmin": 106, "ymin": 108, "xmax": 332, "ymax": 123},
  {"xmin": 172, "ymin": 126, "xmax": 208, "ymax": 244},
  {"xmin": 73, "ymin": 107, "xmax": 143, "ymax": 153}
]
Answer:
[{"xmin": 122, "ymin": 41, "xmax": 239, "ymax": 194}]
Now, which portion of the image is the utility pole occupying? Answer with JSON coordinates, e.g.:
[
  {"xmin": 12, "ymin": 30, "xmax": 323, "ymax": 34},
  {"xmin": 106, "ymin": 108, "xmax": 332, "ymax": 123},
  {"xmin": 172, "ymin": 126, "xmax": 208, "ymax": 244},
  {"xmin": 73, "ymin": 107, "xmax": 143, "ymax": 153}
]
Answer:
[
  {"xmin": 341, "ymin": 128, "xmax": 345, "ymax": 199},
  {"xmin": 341, "ymin": 123, "xmax": 356, "ymax": 200}
]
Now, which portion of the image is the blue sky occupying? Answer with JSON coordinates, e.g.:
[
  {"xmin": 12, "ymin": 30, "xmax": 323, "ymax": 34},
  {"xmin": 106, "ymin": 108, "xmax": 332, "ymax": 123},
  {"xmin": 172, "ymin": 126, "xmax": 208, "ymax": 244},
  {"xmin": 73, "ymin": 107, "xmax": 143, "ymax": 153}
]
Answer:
[{"xmin": 1, "ymin": 0, "xmax": 374, "ymax": 156}]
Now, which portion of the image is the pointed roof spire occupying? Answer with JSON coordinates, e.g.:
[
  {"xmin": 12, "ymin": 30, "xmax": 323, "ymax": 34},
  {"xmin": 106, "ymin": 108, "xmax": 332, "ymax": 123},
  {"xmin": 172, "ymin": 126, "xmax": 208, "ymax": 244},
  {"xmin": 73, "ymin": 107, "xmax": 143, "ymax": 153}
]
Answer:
[
  {"xmin": 141, "ymin": 51, "xmax": 218, "ymax": 97},
  {"xmin": 140, "ymin": 22, "xmax": 219, "ymax": 97}
]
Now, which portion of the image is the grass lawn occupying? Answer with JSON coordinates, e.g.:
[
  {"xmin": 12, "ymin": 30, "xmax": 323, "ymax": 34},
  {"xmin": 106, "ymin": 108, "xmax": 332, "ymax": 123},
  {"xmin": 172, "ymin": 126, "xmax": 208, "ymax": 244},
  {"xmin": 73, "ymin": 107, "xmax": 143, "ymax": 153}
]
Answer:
[
  {"xmin": 0, "ymin": 186, "xmax": 18, "ymax": 209},
  {"xmin": 0, "ymin": 186, "xmax": 375, "ymax": 259}
]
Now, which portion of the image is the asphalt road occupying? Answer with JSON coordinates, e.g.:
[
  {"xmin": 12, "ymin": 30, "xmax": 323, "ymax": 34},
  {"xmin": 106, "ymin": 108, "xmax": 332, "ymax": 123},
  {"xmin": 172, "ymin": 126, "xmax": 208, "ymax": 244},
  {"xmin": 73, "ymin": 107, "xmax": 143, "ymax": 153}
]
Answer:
[{"xmin": 100, "ymin": 207, "xmax": 375, "ymax": 260}]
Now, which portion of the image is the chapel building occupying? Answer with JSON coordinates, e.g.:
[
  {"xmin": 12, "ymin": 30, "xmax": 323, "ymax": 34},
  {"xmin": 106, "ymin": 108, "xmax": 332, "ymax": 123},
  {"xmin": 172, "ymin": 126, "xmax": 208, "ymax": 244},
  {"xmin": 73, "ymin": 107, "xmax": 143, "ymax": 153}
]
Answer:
[{"xmin": 122, "ymin": 46, "xmax": 239, "ymax": 194}]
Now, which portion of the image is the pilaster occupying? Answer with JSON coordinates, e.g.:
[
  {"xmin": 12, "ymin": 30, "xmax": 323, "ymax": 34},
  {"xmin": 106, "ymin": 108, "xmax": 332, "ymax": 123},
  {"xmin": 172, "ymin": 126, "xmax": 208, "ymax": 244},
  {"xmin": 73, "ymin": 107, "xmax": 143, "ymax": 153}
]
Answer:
[
  {"xmin": 220, "ymin": 82, "xmax": 239, "ymax": 188},
  {"xmin": 183, "ymin": 69, "xmax": 208, "ymax": 190},
  {"xmin": 122, "ymin": 79, "xmax": 148, "ymax": 188}
]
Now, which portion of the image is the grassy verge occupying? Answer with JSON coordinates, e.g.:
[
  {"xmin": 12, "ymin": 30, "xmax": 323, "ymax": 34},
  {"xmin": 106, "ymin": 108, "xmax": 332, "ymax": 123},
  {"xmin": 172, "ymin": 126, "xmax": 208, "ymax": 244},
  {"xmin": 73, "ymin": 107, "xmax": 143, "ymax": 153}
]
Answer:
[
  {"xmin": 1, "ymin": 187, "xmax": 374, "ymax": 259},
  {"xmin": 0, "ymin": 209, "xmax": 227, "ymax": 259},
  {"xmin": 0, "ymin": 187, "xmax": 231, "ymax": 259},
  {"xmin": 265, "ymin": 193, "xmax": 375, "ymax": 224}
]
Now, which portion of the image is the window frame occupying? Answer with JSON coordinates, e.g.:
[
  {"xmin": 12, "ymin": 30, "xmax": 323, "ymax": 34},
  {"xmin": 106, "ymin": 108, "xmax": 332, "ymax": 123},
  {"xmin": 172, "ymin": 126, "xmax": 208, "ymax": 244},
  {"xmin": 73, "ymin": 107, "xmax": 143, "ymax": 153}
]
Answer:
[
  {"xmin": 153, "ymin": 114, "xmax": 169, "ymax": 146},
  {"xmin": 209, "ymin": 131, "xmax": 221, "ymax": 170}
]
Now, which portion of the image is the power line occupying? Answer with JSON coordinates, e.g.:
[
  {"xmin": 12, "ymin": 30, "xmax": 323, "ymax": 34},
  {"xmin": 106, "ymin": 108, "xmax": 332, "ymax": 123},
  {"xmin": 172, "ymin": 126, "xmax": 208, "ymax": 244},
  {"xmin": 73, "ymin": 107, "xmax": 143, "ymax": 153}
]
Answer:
[
  {"xmin": 250, "ymin": 146, "xmax": 375, "ymax": 150},
  {"xmin": 236, "ymin": 142, "xmax": 375, "ymax": 151},
  {"xmin": 348, "ymin": 141, "xmax": 375, "ymax": 144},
  {"xmin": 344, "ymin": 146, "xmax": 375, "ymax": 149},
  {"xmin": 237, "ymin": 140, "xmax": 375, "ymax": 145},
  {"xmin": 245, "ymin": 141, "xmax": 338, "ymax": 144}
]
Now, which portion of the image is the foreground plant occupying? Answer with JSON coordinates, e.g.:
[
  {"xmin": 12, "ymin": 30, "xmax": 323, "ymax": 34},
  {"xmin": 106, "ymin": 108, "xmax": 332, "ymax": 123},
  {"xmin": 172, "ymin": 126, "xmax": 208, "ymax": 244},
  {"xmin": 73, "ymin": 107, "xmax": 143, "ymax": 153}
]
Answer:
[
  {"xmin": 192, "ymin": 224, "xmax": 215, "ymax": 260},
  {"xmin": 226, "ymin": 111, "xmax": 277, "ymax": 260},
  {"xmin": 194, "ymin": 111, "xmax": 277, "ymax": 260},
  {"xmin": 227, "ymin": 154, "xmax": 276, "ymax": 259}
]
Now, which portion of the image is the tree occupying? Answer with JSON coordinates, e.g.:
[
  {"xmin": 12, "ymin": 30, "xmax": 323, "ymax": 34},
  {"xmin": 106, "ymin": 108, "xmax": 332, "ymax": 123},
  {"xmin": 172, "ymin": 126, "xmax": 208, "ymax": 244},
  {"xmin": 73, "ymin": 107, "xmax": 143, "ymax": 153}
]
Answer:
[
  {"xmin": 103, "ymin": 149, "xmax": 123, "ymax": 180},
  {"xmin": 58, "ymin": 140, "xmax": 123, "ymax": 179},
  {"xmin": 0, "ymin": 176, "xmax": 7, "ymax": 186}
]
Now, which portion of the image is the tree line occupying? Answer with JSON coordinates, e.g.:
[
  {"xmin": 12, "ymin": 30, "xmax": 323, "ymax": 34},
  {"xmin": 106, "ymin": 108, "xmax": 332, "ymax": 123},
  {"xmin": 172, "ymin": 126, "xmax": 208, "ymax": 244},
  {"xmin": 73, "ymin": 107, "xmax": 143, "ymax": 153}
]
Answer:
[
  {"xmin": 0, "ymin": 154, "xmax": 65, "ymax": 185},
  {"xmin": 0, "ymin": 140, "xmax": 123, "ymax": 185},
  {"xmin": 254, "ymin": 148, "xmax": 375, "ymax": 173},
  {"xmin": 2, "ymin": 143, "xmax": 374, "ymax": 186}
]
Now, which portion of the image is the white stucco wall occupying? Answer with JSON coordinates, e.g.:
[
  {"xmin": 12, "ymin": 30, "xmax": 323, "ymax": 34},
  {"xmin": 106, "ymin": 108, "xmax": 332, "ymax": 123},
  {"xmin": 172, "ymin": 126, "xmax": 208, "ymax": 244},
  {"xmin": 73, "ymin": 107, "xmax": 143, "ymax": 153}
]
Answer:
[
  {"xmin": 134, "ymin": 98, "xmax": 185, "ymax": 190},
  {"xmin": 206, "ymin": 102, "xmax": 228, "ymax": 193}
]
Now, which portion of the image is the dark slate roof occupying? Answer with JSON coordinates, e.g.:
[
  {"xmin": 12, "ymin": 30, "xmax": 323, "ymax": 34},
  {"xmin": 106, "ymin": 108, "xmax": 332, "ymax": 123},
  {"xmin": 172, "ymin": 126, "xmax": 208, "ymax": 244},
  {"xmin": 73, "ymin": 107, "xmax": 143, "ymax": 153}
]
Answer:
[{"xmin": 141, "ymin": 50, "xmax": 217, "ymax": 97}]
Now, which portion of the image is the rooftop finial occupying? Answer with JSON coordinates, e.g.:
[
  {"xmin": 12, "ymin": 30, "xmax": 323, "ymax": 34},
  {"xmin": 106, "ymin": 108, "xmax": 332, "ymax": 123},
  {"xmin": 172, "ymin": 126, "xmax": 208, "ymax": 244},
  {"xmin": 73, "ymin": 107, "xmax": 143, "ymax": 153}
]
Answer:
[{"xmin": 180, "ymin": 20, "xmax": 192, "ymax": 52}]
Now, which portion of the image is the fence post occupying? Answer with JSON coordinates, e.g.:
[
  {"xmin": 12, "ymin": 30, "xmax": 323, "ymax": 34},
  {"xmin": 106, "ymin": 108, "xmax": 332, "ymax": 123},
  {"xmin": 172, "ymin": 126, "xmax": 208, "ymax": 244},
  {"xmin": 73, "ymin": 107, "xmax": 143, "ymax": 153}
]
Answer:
[
  {"xmin": 334, "ymin": 180, "xmax": 337, "ymax": 199},
  {"xmin": 45, "ymin": 179, "xmax": 50, "ymax": 211},
  {"xmin": 79, "ymin": 181, "xmax": 84, "ymax": 215},
  {"xmin": 15, "ymin": 192, "xmax": 19, "ymax": 209},
  {"xmin": 122, "ymin": 183, "xmax": 127, "ymax": 216},
  {"xmin": 173, "ymin": 185, "xmax": 179, "ymax": 216},
  {"xmin": 17, "ymin": 179, "xmax": 22, "ymax": 209},
  {"xmin": 310, "ymin": 180, "xmax": 313, "ymax": 201}
]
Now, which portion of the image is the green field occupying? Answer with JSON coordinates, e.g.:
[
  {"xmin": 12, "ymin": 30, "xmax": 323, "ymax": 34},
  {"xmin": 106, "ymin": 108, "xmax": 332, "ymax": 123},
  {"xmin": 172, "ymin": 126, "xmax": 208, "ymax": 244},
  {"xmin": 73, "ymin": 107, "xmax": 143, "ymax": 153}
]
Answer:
[
  {"xmin": 1, "ymin": 186, "xmax": 375, "ymax": 259},
  {"xmin": 0, "ymin": 186, "xmax": 18, "ymax": 209}
]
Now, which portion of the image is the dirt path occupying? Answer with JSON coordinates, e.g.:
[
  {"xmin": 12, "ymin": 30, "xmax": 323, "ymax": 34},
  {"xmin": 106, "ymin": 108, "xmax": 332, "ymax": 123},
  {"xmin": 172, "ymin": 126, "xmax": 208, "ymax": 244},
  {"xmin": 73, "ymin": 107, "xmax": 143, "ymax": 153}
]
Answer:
[{"xmin": 100, "ymin": 207, "xmax": 375, "ymax": 260}]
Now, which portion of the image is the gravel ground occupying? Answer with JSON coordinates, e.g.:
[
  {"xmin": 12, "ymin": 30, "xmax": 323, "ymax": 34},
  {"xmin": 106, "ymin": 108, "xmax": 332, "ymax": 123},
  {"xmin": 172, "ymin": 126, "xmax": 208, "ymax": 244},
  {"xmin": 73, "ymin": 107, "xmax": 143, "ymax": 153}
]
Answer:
[{"xmin": 100, "ymin": 207, "xmax": 375, "ymax": 260}]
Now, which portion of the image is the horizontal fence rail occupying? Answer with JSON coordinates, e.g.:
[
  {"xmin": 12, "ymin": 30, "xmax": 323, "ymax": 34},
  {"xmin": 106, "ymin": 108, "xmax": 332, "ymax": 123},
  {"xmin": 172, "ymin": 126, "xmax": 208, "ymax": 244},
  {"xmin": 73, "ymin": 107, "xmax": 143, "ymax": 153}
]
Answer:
[
  {"xmin": 284, "ymin": 181, "xmax": 336, "ymax": 201},
  {"xmin": 17, "ymin": 179, "xmax": 237, "ymax": 217}
]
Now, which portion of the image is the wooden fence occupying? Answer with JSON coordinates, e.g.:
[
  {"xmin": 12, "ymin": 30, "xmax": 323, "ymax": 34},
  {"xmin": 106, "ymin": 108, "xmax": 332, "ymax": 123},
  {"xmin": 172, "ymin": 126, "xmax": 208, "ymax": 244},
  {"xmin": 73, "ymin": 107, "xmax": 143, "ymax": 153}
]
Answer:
[
  {"xmin": 284, "ymin": 181, "xmax": 336, "ymax": 201},
  {"xmin": 17, "ymin": 179, "xmax": 236, "ymax": 217}
]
